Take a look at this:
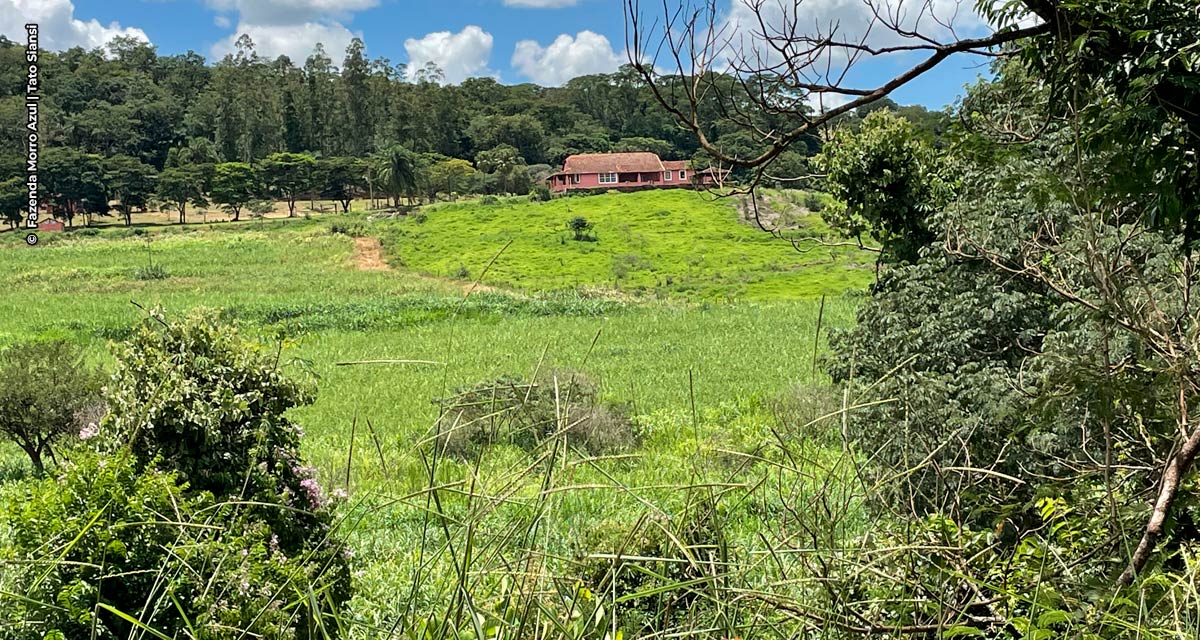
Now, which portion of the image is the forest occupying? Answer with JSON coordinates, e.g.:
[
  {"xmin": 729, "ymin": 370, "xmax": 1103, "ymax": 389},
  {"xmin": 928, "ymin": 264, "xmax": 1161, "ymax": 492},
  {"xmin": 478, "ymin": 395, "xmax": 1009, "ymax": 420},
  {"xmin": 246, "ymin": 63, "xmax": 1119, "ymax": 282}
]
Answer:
[{"xmin": 0, "ymin": 32, "xmax": 949, "ymax": 228}]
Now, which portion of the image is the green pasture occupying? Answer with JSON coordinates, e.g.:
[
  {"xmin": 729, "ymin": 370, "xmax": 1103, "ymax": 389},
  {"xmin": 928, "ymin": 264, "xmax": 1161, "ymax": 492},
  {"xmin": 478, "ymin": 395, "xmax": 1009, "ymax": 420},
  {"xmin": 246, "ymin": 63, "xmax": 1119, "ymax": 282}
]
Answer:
[
  {"xmin": 0, "ymin": 190, "xmax": 870, "ymax": 630},
  {"xmin": 377, "ymin": 190, "xmax": 873, "ymax": 299}
]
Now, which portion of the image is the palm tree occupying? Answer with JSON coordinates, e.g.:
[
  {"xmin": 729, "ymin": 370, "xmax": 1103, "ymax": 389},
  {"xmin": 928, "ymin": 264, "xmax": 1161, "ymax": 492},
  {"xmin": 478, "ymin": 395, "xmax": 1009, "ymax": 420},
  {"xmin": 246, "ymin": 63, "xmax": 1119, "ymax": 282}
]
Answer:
[{"xmin": 375, "ymin": 146, "xmax": 418, "ymax": 208}]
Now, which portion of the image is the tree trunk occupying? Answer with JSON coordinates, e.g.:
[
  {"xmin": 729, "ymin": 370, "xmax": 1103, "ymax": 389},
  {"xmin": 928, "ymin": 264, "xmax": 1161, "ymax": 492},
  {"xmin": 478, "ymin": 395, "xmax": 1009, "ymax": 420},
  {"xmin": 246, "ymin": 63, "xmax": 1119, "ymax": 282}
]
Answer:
[
  {"xmin": 21, "ymin": 443, "xmax": 45, "ymax": 477},
  {"xmin": 1118, "ymin": 391, "xmax": 1199, "ymax": 585},
  {"xmin": 287, "ymin": 197, "xmax": 296, "ymax": 217}
]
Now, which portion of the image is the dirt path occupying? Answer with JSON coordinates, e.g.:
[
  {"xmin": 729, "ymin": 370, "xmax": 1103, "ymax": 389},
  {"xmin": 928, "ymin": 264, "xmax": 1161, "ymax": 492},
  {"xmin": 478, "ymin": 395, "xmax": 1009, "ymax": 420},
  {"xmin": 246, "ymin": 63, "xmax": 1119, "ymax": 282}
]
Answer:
[
  {"xmin": 352, "ymin": 236, "xmax": 390, "ymax": 271},
  {"xmin": 350, "ymin": 235, "xmax": 507, "ymax": 296}
]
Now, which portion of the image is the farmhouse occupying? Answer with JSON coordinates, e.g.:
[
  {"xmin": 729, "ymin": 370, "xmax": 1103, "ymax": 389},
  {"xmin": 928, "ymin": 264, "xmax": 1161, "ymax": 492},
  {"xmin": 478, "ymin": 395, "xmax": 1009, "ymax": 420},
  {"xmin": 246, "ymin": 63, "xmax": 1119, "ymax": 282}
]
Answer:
[
  {"xmin": 547, "ymin": 152, "xmax": 727, "ymax": 192},
  {"xmin": 38, "ymin": 218, "xmax": 64, "ymax": 232}
]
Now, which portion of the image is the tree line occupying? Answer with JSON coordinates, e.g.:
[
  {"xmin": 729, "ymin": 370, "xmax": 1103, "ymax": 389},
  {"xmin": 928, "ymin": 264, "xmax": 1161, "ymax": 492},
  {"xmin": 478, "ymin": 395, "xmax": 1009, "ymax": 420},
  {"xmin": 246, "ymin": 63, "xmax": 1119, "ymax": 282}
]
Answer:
[{"xmin": 0, "ymin": 33, "xmax": 947, "ymax": 227}]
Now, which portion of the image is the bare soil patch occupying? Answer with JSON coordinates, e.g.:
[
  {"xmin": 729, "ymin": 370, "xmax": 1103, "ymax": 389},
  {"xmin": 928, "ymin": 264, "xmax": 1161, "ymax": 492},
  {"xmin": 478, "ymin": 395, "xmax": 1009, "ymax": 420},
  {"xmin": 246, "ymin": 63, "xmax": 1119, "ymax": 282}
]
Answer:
[{"xmin": 352, "ymin": 236, "xmax": 390, "ymax": 271}]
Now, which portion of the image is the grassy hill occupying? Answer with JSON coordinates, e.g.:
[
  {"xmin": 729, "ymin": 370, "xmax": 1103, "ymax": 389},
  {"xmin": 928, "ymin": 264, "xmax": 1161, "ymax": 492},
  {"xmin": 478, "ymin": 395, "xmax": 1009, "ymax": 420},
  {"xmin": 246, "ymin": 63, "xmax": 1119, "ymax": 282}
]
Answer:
[{"xmin": 376, "ymin": 190, "xmax": 874, "ymax": 300}]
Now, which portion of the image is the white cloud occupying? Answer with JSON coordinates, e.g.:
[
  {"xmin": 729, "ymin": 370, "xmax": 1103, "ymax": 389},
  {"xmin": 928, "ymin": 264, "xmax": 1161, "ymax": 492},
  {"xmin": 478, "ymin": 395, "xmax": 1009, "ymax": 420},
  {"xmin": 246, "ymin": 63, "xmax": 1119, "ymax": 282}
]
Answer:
[
  {"xmin": 0, "ymin": 0, "xmax": 148, "ymax": 51},
  {"xmin": 205, "ymin": 0, "xmax": 378, "ymax": 62},
  {"xmin": 804, "ymin": 91, "xmax": 853, "ymax": 114},
  {"xmin": 211, "ymin": 20, "xmax": 357, "ymax": 62},
  {"xmin": 503, "ymin": 0, "xmax": 578, "ymax": 7},
  {"xmin": 512, "ymin": 30, "xmax": 624, "ymax": 86},
  {"xmin": 206, "ymin": 0, "xmax": 379, "ymax": 25},
  {"xmin": 405, "ymin": 26, "xmax": 494, "ymax": 84},
  {"xmin": 721, "ymin": 0, "xmax": 988, "ymax": 73}
]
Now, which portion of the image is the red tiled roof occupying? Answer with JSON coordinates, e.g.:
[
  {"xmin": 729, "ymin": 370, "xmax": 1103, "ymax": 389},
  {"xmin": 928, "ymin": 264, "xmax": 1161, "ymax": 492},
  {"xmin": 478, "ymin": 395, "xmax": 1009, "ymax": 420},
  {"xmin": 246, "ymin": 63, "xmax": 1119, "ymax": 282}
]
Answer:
[
  {"xmin": 562, "ymin": 153, "xmax": 665, "ymax": 174},
  {"xmin": 661, "ymin": 160, "xmax": 690, "ymax": 171}
]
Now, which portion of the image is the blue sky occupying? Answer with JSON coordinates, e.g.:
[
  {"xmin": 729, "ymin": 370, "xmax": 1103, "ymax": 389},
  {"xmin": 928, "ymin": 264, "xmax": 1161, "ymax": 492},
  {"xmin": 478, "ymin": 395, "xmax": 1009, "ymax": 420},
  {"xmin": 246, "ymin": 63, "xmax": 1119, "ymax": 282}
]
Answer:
[{"xmin": 5, "ymin": 0, "xmax": 995, "ymax": 108}]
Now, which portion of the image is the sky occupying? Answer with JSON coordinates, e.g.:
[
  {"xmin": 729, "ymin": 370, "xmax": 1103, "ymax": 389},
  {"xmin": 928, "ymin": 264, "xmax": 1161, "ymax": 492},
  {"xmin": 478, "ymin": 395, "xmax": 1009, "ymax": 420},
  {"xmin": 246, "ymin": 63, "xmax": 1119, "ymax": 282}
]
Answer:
[{"xmin": 0, "ymin": 0, "xmax": 1000, "ymax": 108}]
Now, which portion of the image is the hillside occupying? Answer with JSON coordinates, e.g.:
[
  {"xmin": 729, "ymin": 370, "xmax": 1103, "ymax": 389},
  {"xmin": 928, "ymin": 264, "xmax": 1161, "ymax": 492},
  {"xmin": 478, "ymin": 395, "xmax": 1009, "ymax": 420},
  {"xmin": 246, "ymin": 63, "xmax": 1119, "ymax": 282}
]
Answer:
[{"xmin": 376, "ymin": 190, "xmax": 875, "ymax": 300}]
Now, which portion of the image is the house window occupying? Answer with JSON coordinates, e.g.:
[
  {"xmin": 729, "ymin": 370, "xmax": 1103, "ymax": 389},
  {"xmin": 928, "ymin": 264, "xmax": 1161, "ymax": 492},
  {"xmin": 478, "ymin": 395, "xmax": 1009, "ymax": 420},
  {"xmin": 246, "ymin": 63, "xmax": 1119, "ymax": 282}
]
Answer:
[
  {"xmin": 598, "ymin": 172, "xmax": 618, "ymax": 184},
  {"xmin": 571, "ymin": 174, "xmax": 581, "ymax": 184},
  {"xmin": 679, "ymin": 170, "xmax": 686, "ymax": 180},
  {"xmin": 665, "ymin": 170, "xmax": 673, "ymax": 181}
]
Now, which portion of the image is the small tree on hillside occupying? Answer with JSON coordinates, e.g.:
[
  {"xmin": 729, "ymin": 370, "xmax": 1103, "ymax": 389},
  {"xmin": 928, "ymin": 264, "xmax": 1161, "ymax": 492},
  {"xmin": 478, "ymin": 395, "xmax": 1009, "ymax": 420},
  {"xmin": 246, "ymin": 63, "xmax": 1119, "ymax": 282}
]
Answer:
[
  {"xmin": 0, "ymin": 340, "xmax": 103, "ymax": 475},
  {"xmin": 210, "ymin": 162, "xmax": 261, "ymax": 221},
  {"xmin": 568, "ymin": 216, "xmax": 594, "ymax": 241},
  {"xmin": 156, "ymin": 166, "xmax": 208, "ymax": 224},
  {"xmin": 261, "ymin": 152, "xmax": 317, "ymax": 217}
]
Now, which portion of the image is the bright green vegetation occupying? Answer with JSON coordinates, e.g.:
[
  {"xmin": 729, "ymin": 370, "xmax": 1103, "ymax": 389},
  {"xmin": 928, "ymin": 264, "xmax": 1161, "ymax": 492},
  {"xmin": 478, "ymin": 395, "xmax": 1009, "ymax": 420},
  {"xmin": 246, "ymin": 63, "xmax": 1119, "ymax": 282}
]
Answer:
[
  {"xmin": 378, "ymin": 190, "xmax": 873, "ymax": 300},
  {"xmin": 0, "ymin": 191, "xmax": 866, "ymax": 635}
]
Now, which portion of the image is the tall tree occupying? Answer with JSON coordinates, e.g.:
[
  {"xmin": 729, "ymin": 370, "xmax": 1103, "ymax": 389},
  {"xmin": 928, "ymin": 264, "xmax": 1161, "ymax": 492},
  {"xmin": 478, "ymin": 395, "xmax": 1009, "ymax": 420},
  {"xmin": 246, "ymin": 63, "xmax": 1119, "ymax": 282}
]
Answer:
[
  {"xmin": 104, "ymin": 155, "xmax": 157, "ymax": 226},
  {"xmin": 209, "ymin": 162, "xmax": 261, "ymax": 221},
  {"xmin": 374, "ymin": 146, "xmax": 419, "ymax": 207},
  {"xmin": 156, "ymin": 166, "xmax": 208, "ymax": 223},
  {"xmin": 260, "ymin": 152, "xmax": 317, "ymax": 217},
  {"xmin": 317, "ymin": 157, "xmax": 366, "ymax": 213},
  {"xmin": 41, "ymin": 148, "xmax": 107, "ymax": 227},
  {"xmin": 339, "ymin": 38, "xmax": 372, "ymax": 156}
]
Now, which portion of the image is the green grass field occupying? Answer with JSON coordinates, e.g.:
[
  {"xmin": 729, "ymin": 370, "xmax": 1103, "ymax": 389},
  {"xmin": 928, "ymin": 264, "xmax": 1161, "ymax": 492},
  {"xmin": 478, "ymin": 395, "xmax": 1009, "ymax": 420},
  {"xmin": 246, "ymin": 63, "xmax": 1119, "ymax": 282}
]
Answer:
[
  {"xmin": 0, "ymin": 189, "xmax": 871, "ymax": 635},
  {"xmin": 377, "ymin": 190, "xmax": 873, "ymax": 299}
]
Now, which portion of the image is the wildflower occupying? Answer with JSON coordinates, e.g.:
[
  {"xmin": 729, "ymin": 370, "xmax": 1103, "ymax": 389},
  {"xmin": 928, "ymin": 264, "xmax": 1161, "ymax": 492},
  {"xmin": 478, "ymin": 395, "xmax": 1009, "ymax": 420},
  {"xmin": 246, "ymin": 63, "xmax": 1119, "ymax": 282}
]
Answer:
[
  {"xmin": 331, "ymin": 488, "xmax": 348, "ymax": 500},
  {"xmin": 300, "ymin": 477, "xmax": 324, "ymax": 507},
  {"xmin": 79, "ymin": 423, "xmax": 99, "ymax": 440}
]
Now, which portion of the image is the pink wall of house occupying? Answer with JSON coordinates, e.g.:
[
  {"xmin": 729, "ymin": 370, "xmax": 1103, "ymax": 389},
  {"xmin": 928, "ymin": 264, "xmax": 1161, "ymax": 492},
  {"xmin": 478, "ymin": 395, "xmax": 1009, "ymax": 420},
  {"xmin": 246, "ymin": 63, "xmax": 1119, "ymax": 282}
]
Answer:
[
  {"xmin": 551, "ymin": 171, "xmax": 677, "ymax": 192},
  {"xmin": 547, "ymin": 153, "xmax": 723, "ymax": 192}
]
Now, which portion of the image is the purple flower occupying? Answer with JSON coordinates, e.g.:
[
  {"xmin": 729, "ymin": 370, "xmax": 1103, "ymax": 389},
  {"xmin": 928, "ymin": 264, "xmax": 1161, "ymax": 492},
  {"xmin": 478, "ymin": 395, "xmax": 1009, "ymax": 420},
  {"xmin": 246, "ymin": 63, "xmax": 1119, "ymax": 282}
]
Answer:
[
  {"xmin": 331, "ymin": 488, "xmax": 348, "ymax": 500},
  {"xmin": 79, "ymin": 423, "xmax": 99, "ymax": 440},
  {"xmin": 300, "ymin": 477, "xmax": 324, "ymax": 507}
]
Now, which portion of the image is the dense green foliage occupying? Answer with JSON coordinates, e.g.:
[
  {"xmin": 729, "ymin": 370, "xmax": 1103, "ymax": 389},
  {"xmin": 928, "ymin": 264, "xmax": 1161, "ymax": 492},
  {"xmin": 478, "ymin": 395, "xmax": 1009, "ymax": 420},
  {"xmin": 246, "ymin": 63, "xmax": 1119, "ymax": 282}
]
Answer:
[
  {"xmin": 0, "ymin": 35, "xmax": 947, "ymax": 226},
  {"xmin": 816, "ymin": 110, "xmax": 951, "ymax": 264},
  {"xmin": 0, "ymin": 312, "xmax": 352, "ymax": 640},
  {"xmin": 806, "ymin": 1, "xmax": 1200, "ymax": 634},
  {"xmin": 0, "ymin": 340, "xmax": 102, "ymax": 475}
]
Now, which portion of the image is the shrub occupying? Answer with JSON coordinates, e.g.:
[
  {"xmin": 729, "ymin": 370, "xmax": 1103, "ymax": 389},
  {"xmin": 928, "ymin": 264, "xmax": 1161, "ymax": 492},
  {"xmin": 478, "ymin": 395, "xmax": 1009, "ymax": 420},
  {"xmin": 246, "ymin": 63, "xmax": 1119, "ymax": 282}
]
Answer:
[
  {"xmin": 93, "ymin": 308, "xmax": 353, "ymax": 630},
  {"xmin": 479, "ymin": 195, "xmax": 500, "ymax": 205},
  {"xmin": 530, "ymin": 184, "xmax": 552, "ymax": 202},
  {"xmin": 131, "ymin": 263, "xmax": 170, "ymax": 280},
  {"xmin": 451, "ymin": 264, "xmax": 470, "ymax": 279},
  {"xmin": 575, "ymin": 491, "xmax": 728, "ymax": 634},
  {"xmin": 434, "ymin": 370, "xmax": 636, "ymax": 459},
  {"xmin": 802, "ymin": 192, "xmax": 824, "ymax": 212},
  {"xmin": 329, "ymin": 221, "xmax": 366, "ymax": 237},
  {"xmin": 0, "ymin": 452, "xmax": 350, "ymax": 640},
  {"xmin": 0, "ymin": 339, "xmax": 103, "ymax": 475},
  {"xmin": 568, "ymin": 216, "xmax": 596, "ymax": 242}
]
